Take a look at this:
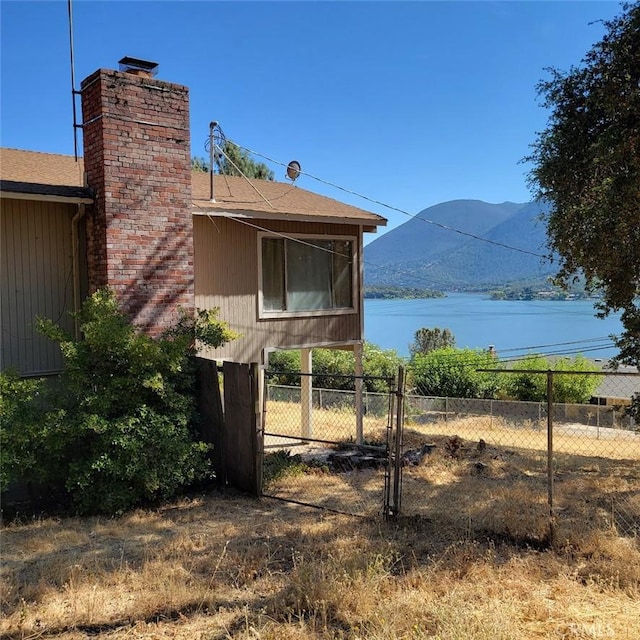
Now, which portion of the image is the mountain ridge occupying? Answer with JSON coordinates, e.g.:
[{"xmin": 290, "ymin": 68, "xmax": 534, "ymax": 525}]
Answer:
[{"xmin": 365, "ymin": 199, "xmax": 556, "ymax": 290}]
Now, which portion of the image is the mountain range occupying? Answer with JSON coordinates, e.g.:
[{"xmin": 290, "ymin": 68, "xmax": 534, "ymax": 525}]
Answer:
[{"xmin": 364, "ymin": 199, "xmax": 557, "ymax": 291}]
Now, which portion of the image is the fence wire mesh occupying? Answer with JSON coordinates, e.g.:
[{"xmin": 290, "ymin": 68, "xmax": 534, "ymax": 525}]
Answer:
[
  {"xmin": 262, "ymin": 373, "xmax": 396, "ymax": 516},
  {"xmin": 401, "ymin": 369, "xmax": 640, "ymax": 544},
  {"xmin": 263, "ymin": 368, "xmax": 639, "ymax": 544}
]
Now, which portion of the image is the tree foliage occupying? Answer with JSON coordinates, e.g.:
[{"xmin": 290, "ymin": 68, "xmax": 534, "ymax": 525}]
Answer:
[
  {"xmin": 526, "ymin": 3, "xmax": 640, "ymax": 374},
  {"xmin": 191, "ymin": 140, "xmax": 274, "ymax": 180},
  {"xmin": 267, "ymin": 343, "xmax": 403, "ymax": 393},
  {"xmin": 410, "ymin": 348, "xmax": 502, "ymax": 399},
  {"xmin": 191, "ymin": 156, "xmax": 209, "ymax": 172},
  {"xmin": 504, "ymin": 354, "xmax": 602, "ymax": 403},
  {"xmin": 409, "ymin": 327, "xmax": 456, "ymax": 357},
  {"xmin": 219, "ymin": 141, "xmax": 274, "ymax": 180}
]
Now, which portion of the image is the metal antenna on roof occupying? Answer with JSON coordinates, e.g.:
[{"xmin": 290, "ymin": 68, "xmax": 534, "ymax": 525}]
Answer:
[
  {"xmin": 67, "ymin": 0, "xmax": 80, "ymax": 161},
  {"xmin": 205, "ymin": 121, "xmax": 226, "ymax": 201}
]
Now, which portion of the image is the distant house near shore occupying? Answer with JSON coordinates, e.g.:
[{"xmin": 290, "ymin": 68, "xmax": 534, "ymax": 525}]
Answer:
[{"xmin": 591, "ymin": 363, "xmax": 640, "ymax": 407}]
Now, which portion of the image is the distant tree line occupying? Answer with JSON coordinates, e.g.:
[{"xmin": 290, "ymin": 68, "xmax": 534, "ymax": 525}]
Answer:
[
  {"xmin": 267, "ymin": 326, "xmax": 602, "ymax": 404},
  {"xmin": 364, "ymin": 286, "xmax": 445, "ymax": 300}
]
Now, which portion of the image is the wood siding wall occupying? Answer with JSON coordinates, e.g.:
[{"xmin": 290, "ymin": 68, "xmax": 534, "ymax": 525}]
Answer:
[
  {"xmin": 194, "ymin": 216, "xmax": 363, "ymax": 364},
  {"xmin": 1, "ymin": 199, "xmax": 77, "ymax": 375}
]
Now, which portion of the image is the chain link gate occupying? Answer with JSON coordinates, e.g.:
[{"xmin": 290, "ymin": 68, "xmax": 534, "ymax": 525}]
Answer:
[{"xmin": 260, "ymin": 370, "xmax": 402, "ymax": 517}]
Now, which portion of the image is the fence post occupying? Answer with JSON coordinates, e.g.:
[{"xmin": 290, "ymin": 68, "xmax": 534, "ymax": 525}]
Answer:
[
  {"xmin": 252, "ymin": 362, "xmax": 264, "ymax": 497},
  {"xmin": 392, "ymin": 366, "xmax": 405, "ymax": 517},
  {"xmin": 301, "ymin": 348, "xmax": 313, "ymax": 439},
  {"xmin": 546, "ymin": 370, "xmax": 555, "ymax": 545},
  {"xmin": 195, "ymin": 357, "xmax": 226, "ymax": 485},
  {"xmin": 355, "ymin": 342, "xmax": 364, "ymax": 445}
]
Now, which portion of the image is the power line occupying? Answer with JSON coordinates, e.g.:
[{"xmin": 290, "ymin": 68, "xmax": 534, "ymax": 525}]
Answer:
[
  {"xmin": 230, "ymin": 139, "xmax": 547, "ymax": 259},
  {"xmin": 196, "ymin": 135, "xmax": 618, "ymax": 363}
]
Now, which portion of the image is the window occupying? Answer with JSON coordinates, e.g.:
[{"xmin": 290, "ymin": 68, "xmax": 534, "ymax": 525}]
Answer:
[{"xmin": 260, "ymin": 235, "xmax": 355, "ymax": 316}]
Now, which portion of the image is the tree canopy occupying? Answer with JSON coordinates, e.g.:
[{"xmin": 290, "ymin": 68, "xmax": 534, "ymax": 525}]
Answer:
[
  {"xmin": 526, "ymin": 2, "xmax": 640, "ymax": 377},
  {"xmin": 409, "ymin": 327, "xmax": 456, "ymax": 357},
  {"xmin": 191, "ymin": 141, "xmax": 274, "ymax": 181}
]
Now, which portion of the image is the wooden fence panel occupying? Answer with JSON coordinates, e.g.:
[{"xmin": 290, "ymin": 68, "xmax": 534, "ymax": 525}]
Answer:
[
  {"xmin": 223, "ymin": 361, "xmax": 260, "ymax": 495},
  {"xmin": 196, "ymin": 357, "xmax": 225, "ymax": 484}
]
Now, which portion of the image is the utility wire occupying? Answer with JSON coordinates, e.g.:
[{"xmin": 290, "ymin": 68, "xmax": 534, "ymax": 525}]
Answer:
[
  {"xmin": 229, "ymin": 140, "xmax": 547, "ymax": 259},
  {"xmin": 197, "ymin": 136, "xmax": 617, "ymax": 364},
  {"xmin": 199, "ymin": 199, "xmax": 618, "ymax": 361},
  {"xmin": 205, "ymin": 131, "xmax": 548, "ymax": 287}
]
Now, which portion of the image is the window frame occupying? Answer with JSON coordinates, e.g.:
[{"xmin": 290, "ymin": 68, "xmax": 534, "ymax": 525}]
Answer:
[{"xmin": 257, "ymin": 232, "xmax": 358, "ymax": 319}]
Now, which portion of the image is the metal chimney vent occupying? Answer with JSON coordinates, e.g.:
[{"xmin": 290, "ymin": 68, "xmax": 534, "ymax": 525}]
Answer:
[{"xmin": 118, "ymin": 56, "xmax": 159, "ymax": 78}]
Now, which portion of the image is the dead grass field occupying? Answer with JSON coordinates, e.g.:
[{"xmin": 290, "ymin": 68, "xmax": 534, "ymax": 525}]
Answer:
[
  {"xmin": 3, "ymin": 405, "xmax": 639, "ymax": 639},
  {"xmin": 264, "ymin": 402, "xmax": 640, "ymax": 538},
  {"xmin": 2, "ymin": 488, "xmax": 640, "ymax": 640}
]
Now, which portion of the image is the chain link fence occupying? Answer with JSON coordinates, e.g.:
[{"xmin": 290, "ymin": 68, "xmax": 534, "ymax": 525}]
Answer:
[
  {"xmin": 401, "ymin": 369, "xmax": 640, "ymax": 544},
  {"xmin": 262, "ymin": 373, "xmax": 396, "ymax": 516},
  {"xmin": 263, "ymin": 368, "xmax": 639, "ymax": 545}
]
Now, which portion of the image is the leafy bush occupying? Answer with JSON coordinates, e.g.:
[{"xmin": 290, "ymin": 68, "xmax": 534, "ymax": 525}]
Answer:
[
  {"xmin": 267, "ymin": 342, "xmax": 404, "ymax": 392},
  {"xmin": 504, "ymin": 354, "xmax": 601, "ymax": 403},
  {"xmin": 0, "ymin": 370, "xmax": 47, "ymax": 492},
  {"xmin": 410, "ymin": 348, "xmax": 502, "ymax": 399},
  {"xmin": 2, "ymin": 288, "xmax": 238, "ymax": 514}
]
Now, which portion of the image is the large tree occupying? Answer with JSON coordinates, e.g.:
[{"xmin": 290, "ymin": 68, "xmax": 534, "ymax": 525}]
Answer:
[
  {"xmin": 409, "ymin": 327, "xmax": 455, "ymax": 357},
  {"xmin": 219, "ymin": 141, "xmax": 274, "ymax": 180},
  {"xmin": 526, "ymin": 3, "xmax": 640, "ymax": 382},
  {"xmin": 191, "ymin": 141, "xmax": 274, "ymax": 180}
]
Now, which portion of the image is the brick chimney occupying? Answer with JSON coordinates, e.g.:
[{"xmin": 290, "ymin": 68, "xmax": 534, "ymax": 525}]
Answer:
[{"xmin": 80, "ymin": 58, "xmax": 194, "ymax": 336}]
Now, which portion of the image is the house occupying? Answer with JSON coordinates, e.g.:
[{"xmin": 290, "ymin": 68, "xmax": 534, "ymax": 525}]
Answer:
[
  {"xmin": 590, "ymin": 363, "xmax": 640, "ymax": 408},
  {"xmin": 1, "ymin": 59, "xmax": 386, "ymax": 392}
]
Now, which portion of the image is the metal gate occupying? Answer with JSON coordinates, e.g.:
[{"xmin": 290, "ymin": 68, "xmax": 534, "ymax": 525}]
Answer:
[{"xmin": 261, "ymin": 370, "xmax": 403, "ymax": 517}]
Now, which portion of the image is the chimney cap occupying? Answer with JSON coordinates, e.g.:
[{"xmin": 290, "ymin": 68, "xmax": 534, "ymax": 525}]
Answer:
[{"xmin": 118, "ymin": 56, "xmax": 159, "ymax": 77}]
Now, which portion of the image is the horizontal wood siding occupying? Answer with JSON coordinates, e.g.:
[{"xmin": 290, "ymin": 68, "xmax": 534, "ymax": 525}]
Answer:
[
  {"xmin": 194, "ymin": 217, "xmax": 362, "ymax": 363},
  {"xmin": 1, "ymin": 199, "xmax": 76, "ymax": 375}
]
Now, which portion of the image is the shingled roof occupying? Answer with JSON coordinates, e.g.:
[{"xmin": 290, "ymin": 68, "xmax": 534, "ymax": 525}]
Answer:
[
  {"xmin": 1, "ymin": 148, "xmax": 386, "ymax": 231},
  {"xmin": 0, "ymin": 148, "xmax": 92, "ymax": 202}
]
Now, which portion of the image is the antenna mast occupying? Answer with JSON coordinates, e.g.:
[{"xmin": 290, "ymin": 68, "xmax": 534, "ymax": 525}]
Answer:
[
  {"xmin": 67, "ymin": 0, "xmax": 79, "ymax": 161},
  {"xmin": 209, "ymin": 121, "xmax": 217, "ymax": 202}
]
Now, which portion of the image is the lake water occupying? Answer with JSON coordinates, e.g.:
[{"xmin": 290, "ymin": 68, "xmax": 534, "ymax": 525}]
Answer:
[{"xmin": 364, "ymin": 293, "xmax": 623, "ymax": 361}]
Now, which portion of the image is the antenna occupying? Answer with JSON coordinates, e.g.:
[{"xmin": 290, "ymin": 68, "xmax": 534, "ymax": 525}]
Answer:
[
  {"xmin": 205, "ymin": 122, "xmax": 227, "ymax": 202},
  {"xmin": 67, "ymin": 0, "xmax": 79, "ymax": 161}
]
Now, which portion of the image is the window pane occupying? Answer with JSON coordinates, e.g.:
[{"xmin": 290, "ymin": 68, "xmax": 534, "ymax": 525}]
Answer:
[
  {"xmin": 287, "ymin": 240, "xmax": 332, "ymax": 310},
  {"xmin": 262, "ymin": 238, "xmax": 285, "ymax": 311},
  {"xmin": 332, "ymin": 240, "xmax": 353, "ymax": 308}
]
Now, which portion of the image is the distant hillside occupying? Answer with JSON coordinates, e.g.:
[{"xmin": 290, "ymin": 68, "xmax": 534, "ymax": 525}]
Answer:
[{"xmin": 365, "ymin": 200, "xmax": 556, "ymax": 290}]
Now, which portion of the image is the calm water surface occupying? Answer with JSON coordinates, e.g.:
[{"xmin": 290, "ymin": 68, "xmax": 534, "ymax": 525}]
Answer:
[{"xmin": 364, "ymin": 293, "xmax": 623, "ymax": 360}]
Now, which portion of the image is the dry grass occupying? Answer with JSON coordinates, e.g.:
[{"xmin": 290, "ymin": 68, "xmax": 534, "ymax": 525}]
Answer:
[
  {"xmin": 3, "ymin": 404, "xmax": 639, "ymax": 639},
  {"xmin": 263, "ymin": 402, "xmax": 640, "ymax": 540},
  {"xmin": 2, "ymin": 491, "xmax": 640, "ymax": 639}
]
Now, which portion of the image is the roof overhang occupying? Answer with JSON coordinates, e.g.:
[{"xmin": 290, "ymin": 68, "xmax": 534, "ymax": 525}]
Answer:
[
  {"xmin": 192, "ymin": 205, "xmax": 386, "ymax": 233},
  {"xmin": 0, "ymin": 180, "xmax": 94, "ymax": 204}
]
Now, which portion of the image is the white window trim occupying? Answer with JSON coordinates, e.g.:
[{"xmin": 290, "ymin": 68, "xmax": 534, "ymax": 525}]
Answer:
[{"xmin": 257, "ymin": 232, "xmax": 358, "ymax": 319}]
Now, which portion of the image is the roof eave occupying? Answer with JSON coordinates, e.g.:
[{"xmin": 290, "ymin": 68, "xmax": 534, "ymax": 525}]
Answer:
[
  {"xmin": 192, "ymin": 205, "xmax": 387, "ymax": 232},
  {"xmin": 0, "ymin": 180, "xmax": 93, "ymax": 204}
]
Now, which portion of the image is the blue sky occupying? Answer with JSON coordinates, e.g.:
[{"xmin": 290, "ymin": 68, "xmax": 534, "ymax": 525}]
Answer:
[{"xmin": 0, "ymin": 0, "xmax": 624, "ymax": 237}]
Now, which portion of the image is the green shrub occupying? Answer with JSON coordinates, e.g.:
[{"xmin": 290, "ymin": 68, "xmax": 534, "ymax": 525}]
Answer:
[
  {"xmin": 1, "ymin": 288, "xmax": 238, "ymax": 514},
  {"xmin": 0, "ymin": 370, "xmax": 48, "ymax": 492},
  {"xmin": 410, "ymin": 348, "xmax": 502, "ymax": 399},
  {"xmin": 504, "ymin": 354, "xmax": 601, "ymax": 403},
  {"xmin": 267, "ymin": 342, "xmax": 403, "ymax": 393}
]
